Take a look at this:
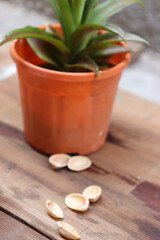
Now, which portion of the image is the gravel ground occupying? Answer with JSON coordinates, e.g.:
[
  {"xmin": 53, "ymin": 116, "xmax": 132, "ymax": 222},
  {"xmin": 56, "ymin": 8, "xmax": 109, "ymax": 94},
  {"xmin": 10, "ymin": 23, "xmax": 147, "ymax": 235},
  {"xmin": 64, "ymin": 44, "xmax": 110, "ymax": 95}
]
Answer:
[
  {"xmin": 0, "ymin": 1, "xmax": 160, "ymax": 104},
  {"xmin": 0, "ymin": 1, "xmax": 54, "ymax": 36}
]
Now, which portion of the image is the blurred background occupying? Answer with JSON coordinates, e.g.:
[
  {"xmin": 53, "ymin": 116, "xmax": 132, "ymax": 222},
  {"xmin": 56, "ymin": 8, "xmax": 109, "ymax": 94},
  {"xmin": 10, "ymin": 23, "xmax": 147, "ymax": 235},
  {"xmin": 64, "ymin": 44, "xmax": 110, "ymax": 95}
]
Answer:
[{"xmin": 0, "ymin": 0, "xmax": 160, "ymax": 103}]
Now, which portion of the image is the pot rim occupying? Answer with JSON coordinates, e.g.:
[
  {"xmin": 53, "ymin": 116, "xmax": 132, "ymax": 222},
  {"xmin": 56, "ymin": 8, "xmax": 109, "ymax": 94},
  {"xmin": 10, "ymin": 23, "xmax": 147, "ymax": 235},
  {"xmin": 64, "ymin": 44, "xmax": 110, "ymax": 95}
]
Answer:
[{"xmin": 10, "ymin": 23, "xmax": 130, "ymax": 82}]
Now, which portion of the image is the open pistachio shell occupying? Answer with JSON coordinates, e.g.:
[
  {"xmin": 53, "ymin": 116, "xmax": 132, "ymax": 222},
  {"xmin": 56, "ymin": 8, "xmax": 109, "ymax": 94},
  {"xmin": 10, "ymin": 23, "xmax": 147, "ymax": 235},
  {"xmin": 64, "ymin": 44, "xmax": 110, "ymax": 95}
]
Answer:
[
  {"xmin": 68, "ymin": 156, "xmax": 92, "ymax": 172},
  {"xmin": 65, "ymin": 193, "xmax": 89, "ymax": 212},
  {"xmin": 46, "ymin": 200, "xmax": 64, "ymax": 219},
  {"xmin": 49, "ymin": 154, "xmax": 70, "ymax": 169},
  {"xmin": 83, "ymin": 185, "xmax": 102, "ymax": 202},
  {"xmin": 57, "ymin": 221, "xmax": 81, "ymax": 240}
]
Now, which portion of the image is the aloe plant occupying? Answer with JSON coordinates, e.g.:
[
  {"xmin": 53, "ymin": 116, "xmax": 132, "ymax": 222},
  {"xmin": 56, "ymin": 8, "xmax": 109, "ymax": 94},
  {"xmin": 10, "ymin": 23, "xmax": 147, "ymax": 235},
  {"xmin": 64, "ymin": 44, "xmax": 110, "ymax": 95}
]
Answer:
[{"xmin": 0, "ymin": 0, "xmax": 149, "ymax": 75}]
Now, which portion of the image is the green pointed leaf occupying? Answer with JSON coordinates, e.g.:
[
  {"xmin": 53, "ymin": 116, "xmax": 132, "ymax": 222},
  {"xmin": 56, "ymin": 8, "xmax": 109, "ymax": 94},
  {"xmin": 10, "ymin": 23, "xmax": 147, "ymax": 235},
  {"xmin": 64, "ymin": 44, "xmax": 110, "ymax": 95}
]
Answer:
[
  {"xmin": 0, "ymin": 27, "xmax": 70, "ymax": 54},
  {"xmin": 45, "ymin": 23, "xmax": 64, "ymax": 41},
  {"xmin": 104, "ymin": 23, "xmax": 126, "ymax": 40},
  {"xmin": 90, "ymin": 32, "xmax": 118, "ymax": 45},
  {"xmin": 82, "ymin": 38, "xmax": 121, "ymax": 55},
  {"xmin": 27, "ymin": 38, "xmax": 62, "ymax": 70},
  {"xmin": 87, "ymin": 0, "xmax": 144, "ymax": 24},
  {"xmin": 82, "ymin": 0, "xmax": 100, "ymax": 24},
  {"xmin": 75, "ymin": 0, "xmax": 100, "ymax": 49},
  {"xmin": 91, "ymin": 44, "xmax": 130, "ymax": 57},
  {"xmin": 54, "ymin": 0, "xmax": 75, "ymax": 43},
  {"xmin": 72, "ymin": 0, "xmax": 86, "ymax": 26},
  {"xmin": 125, "ymin": 32, "xmax": 150, "ymax": 45},
  {"xmin": 66, "ymin": 55, "xmax": 100, "ymax": 75},
  {"xmin": 48, "ymin": 0, "xmax": 66, "ymax": 41},
  {"xmin": 71, "ymin": 23, "xmax": 126, "ymax": 50},
  {"xmin": 48, "ymin": 0, "xmax": 60, "ymax": 19}
]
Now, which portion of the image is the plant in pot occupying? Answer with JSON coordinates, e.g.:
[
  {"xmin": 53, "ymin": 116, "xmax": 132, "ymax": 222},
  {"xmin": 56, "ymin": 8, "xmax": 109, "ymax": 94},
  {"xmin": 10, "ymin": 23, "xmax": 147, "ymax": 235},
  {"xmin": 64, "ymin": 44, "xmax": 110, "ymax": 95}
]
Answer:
[{"xmin": 0, "ymin": 0, "xmax": 149, "ymax": 155}]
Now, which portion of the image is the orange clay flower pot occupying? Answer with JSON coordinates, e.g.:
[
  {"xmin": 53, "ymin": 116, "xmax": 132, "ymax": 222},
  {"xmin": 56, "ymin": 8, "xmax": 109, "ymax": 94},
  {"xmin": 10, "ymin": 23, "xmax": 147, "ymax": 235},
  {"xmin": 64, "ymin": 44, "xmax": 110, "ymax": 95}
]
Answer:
[{"xmin": 10, "ymin": 24, "xmax": 130, "ymax": 155}]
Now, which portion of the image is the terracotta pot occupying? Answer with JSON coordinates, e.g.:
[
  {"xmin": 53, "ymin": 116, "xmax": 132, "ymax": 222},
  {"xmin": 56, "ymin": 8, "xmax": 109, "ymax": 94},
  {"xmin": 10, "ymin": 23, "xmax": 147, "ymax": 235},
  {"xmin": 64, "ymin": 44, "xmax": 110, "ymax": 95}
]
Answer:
[{"xmin": 10, "ymin": 24, "xmax": 130, "ymax": 155}]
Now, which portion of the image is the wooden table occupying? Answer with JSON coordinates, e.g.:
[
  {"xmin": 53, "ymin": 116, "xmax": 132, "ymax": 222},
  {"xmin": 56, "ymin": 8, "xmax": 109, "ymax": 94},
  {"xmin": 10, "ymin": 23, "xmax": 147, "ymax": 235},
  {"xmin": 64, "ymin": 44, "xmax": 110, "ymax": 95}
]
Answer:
[{"xmin": 0, "ymin": 45, "xmax": 160, "ymax": 240}]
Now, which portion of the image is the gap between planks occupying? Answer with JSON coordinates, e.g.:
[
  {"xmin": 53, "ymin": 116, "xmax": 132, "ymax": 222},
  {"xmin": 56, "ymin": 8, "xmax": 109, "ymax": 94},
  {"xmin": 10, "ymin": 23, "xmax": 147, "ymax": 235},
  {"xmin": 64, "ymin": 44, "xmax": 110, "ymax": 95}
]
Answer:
[{"xmin": 0, "ymin": 206, "xmax": 55, "ymax": 240}]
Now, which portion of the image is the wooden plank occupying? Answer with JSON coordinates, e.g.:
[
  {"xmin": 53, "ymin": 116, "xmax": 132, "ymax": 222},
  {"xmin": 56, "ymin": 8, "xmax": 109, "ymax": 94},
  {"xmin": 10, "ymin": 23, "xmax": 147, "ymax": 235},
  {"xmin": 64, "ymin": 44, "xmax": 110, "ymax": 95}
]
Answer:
[
  {"xmin": 0, "ymin": 48, "xmax": 160, "ymax": 240},
  {"xmin": 0, "ymin": 211, "xmax": 48, "ymax": 240},
  {"xmin": 0, "ymin": 78, "xmax": 160, "ymax": 240}
]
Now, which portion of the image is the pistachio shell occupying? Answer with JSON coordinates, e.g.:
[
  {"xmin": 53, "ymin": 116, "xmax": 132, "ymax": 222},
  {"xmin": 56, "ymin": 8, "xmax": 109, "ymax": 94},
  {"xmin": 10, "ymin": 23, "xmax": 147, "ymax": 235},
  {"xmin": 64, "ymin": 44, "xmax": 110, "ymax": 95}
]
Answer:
[
  {"xmin": 83, "ymin": 185, "xmax": 102, "ymax": 202},
  {"xmin": 65, "ymin": 193, "xmax": 89, "ymax": 212},
  {"xmin": 46, "ymin": 200, "xmax": 64, "ymax": 219},
  {"xmin": 57, "ymin": 221, "xmax": 80, "ymax": 240},
  {"xmin": 49, "ymin": 154, "xmax": 70, "ymax": 169},
  {"xmin": 68, "ymin": 156, "xmax": 92, "ymax": 172}
]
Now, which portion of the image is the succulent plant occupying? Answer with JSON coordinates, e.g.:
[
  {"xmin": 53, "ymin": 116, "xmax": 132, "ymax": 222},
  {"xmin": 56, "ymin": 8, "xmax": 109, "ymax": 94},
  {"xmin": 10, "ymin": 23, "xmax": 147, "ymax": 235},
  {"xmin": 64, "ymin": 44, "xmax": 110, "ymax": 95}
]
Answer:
[{"xmin": 0, "ymin": 0, "xmax": 149, "ymax": 75}]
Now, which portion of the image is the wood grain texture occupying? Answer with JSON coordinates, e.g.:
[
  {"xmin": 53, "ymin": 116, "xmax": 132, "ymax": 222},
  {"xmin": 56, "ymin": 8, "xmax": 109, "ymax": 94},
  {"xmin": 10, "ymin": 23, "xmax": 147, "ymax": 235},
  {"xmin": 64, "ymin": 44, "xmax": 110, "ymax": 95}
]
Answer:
[
  {"xmin": 0, "ymin": 211, "xmax": 47, "ymax": 240},
  {"xmin": 0, "ymin": 47, "xmax": 160, "ymax": 240}
]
